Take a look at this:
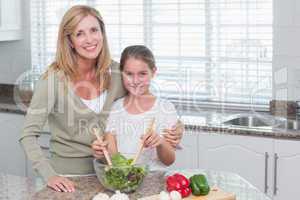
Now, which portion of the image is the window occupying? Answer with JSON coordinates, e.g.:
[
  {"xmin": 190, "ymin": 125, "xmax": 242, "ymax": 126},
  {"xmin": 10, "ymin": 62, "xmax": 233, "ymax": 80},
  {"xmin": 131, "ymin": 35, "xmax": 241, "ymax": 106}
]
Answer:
[{"xmin": 31, "ymin": 0, "xmax": 273, "ymax": 110}]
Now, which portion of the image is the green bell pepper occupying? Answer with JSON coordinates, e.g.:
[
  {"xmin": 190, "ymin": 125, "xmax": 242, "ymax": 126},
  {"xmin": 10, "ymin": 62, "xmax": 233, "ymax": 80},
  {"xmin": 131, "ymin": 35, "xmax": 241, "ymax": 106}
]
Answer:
[{"xmin": 189, "ymin": 174, "xmax": 210, "ymax": 196}]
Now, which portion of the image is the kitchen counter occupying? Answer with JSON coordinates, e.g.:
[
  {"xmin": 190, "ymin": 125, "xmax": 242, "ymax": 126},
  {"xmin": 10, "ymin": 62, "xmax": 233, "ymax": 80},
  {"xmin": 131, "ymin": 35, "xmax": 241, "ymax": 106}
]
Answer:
[
  {"xmin": 0, "ymin": 103, "xmax": 25, "ymax": 114},
  {"xmin": 0, "ymin": 170, "xmax": 271, "ymax": 200}
]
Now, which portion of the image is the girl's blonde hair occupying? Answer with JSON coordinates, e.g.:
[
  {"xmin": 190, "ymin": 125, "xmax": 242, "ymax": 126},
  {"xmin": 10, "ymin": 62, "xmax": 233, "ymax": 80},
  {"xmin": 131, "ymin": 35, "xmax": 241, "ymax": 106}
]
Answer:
[{"xmin": 46, "ymin": 5, "xmax": 111, "ymax": 89}]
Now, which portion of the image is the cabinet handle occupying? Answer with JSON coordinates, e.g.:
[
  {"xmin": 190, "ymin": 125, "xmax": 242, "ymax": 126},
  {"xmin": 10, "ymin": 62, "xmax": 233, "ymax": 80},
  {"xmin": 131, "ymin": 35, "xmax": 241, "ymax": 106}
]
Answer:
[
  {"xmin": 41, "ymin": 145, "xmax": 49, "ymax": 150},
  {"xmin": 264, "ymin": 152, "xmax": 269, "ymax": 193},
  {"xmin": 0, "ymin": 0, "xmax": 1, "ymax": 27},
  {"xmin": 273, "ymin": 153, "xmax": 279, "ymax": 195}
]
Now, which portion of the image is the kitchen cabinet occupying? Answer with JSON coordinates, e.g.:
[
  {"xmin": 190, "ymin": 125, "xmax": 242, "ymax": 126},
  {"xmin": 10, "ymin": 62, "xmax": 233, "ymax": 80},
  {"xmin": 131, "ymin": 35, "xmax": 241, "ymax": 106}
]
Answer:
[
  {"xmin": 198, "ymin": 132, "xmax": 273, "ymax": 195},
  {"xmin": 168, "ymin": 130, "xmax": 198, "ymax": 170},
  {"xmin": 272, "ymin": 139, "xmax": 300, "ymax": 200},
  {"xmin": 0, "ymin": 0, "xmax": 22, "ymax": 41},
  {"xmin": 0, "ymin": 112, "xmax": 50, "ymax": 178},
  {"xmin": 197, "ymin": 131, "xmax": 300, "ymax": 200},
  {"xmin": 0, "ymin": 112, "xmax": 25, "ymax": 176}
]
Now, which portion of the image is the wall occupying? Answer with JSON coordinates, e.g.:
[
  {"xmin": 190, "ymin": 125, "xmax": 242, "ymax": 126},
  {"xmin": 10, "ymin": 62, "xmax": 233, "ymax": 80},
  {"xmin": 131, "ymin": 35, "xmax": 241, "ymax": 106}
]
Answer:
[
  {"xmin": 0, "ymin": 1, "xmax": 31, "ymax": 84},
  {"xmin": 273, "ymin": 0, "xmax": 300, "ymax": 101}
]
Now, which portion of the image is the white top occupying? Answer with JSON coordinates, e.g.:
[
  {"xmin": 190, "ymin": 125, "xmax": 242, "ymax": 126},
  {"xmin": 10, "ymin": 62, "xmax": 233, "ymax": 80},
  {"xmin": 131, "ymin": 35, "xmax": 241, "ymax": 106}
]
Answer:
[
  {"xmin": 80, "ymin": 91, "xmax": 107, "ymax": 113},
  {"xmin": 105, "ymin": 97, "xmax": 178, "ymax": 170}
]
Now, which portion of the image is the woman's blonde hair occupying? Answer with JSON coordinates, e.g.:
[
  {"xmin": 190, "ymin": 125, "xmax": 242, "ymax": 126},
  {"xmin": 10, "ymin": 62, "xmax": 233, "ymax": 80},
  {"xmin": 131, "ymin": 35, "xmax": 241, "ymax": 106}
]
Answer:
[{"xmin": 46, "ymin": 5, "xmax": 111, "ymax": 89}]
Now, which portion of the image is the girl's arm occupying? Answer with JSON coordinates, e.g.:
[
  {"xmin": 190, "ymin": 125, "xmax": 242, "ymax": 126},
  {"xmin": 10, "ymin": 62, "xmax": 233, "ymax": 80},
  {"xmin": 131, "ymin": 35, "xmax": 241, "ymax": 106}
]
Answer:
[
  {"xmin": 163, "ymin": 120, "xmax": 184, "ymax": 148},
  {"xmin": 142, "ymin": 131, "xmax": 175, "ymax": 166},
  {"xmin": 156, "ymin": 138, "xmax": 175, "ymax": 166}
]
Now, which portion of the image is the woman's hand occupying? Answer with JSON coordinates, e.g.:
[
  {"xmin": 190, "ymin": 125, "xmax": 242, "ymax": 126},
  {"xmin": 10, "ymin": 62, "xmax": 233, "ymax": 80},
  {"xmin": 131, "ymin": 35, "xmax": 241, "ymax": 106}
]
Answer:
[
  {"xmin": 91, "ymin": 139, "xmax": 109, "ymax": 159},
  {"xmin": 47, "ymin": 176, "xmax": 75, "ymax": 192},
  {"xmin": 142, "ymin": 130, "xmax": 163, "ymax": 148},
  {"xmin": 163, "ymin": 120, "xmax": 184, "ymax": 148}
]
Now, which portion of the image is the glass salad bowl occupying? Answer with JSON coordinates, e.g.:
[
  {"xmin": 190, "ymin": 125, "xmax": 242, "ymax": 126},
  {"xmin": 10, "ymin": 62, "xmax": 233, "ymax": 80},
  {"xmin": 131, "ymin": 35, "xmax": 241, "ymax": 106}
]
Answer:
[{"xmin": 93, "ymin": 156, "xmax": 148, "ymax": 193}]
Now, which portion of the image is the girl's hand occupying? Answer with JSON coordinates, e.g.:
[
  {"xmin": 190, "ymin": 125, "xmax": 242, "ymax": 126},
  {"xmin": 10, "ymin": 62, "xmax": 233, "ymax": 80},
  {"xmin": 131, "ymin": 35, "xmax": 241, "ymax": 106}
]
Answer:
[
  {"xmin": 91, "ymin": 139, "xmax": 108, "ymax": 159},
  {"xmin": 142, "ymin": 130, "xmax": 163, "ymax": 148},
  {"xmin": 47, "ymin": 176, "xmax": 75, "ymax": 192},
  {"xmin": 163, "ymin": 120, "xmax": 184, "ymax": 148}
]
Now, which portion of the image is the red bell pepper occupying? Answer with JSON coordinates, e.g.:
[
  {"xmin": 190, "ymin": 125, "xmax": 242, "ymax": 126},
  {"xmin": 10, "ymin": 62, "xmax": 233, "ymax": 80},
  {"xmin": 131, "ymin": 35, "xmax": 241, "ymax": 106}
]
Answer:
[
  {"xmin": 178, "ymin": 187, "xmax": 192, "ymax": 198},
  {"xmin": 173, "ymin": 173, "xmax": 190, "ymax": 188},
  {"xmin": 166, "ymin": 173, "xmax": 191, "ymax": 198}
]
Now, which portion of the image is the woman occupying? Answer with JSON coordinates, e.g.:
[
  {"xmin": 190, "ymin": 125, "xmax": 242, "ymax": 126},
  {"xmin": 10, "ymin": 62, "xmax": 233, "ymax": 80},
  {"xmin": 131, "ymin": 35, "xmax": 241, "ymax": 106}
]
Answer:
[{"xmin": 19, "ymin": 5, "xmax": 183, "ymax": 193}]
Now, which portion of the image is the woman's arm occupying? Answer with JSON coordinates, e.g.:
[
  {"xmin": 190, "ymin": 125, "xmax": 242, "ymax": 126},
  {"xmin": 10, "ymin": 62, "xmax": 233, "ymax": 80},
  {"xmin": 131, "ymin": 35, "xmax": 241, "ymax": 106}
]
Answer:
[
  {"xmin": 104, "ymin": 133, "xmax": 118, "ymax": 155},
  {"xmin": 19, "ymin": 73, "xmax": 75, "ymax": 192},
  {"xmin": 19, "ymin": 73, "xmax": 57, "ymax": 181},
  {"xmin": 92, "ymin": 132, "xmax": 118, "ymax": 160}
]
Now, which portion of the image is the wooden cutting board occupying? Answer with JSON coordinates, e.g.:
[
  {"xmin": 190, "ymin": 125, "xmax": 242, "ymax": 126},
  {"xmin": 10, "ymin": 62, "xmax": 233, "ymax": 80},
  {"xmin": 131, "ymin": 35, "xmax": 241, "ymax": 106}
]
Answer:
[{"xmin": 138, "ymin": 187, "xmax": 236, "ymax": 200}]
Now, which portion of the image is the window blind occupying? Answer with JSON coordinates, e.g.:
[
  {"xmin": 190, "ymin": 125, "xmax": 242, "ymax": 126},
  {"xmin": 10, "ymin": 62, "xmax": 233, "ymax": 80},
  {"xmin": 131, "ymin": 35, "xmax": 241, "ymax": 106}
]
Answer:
[{"xmin": 30, "ymin": 0, "xmax": 273, "ymax": 110}]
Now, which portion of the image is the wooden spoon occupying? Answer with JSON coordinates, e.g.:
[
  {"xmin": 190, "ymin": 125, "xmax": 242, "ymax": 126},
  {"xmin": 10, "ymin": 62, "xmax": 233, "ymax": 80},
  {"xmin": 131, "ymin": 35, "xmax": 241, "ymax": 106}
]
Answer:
[
  {"xmin": 92, "ymin": 128, "xmax": 112, "ymax": 166},
  {"xmin": 132, "ymin": 118, "xmax": 156, "ymax": 165}
]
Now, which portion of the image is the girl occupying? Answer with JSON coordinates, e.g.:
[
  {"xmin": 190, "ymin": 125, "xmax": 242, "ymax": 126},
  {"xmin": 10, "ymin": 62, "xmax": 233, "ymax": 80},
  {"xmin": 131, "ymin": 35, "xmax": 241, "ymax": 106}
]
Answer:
[{"xmin": 92, "ymin": 45, "xmax": 177, "ymax": 169}]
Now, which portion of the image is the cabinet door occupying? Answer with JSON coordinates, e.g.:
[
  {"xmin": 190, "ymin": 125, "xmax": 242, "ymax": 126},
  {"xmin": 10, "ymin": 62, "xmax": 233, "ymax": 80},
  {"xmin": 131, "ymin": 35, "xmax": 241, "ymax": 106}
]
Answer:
[
  {"xmin": 273, "ymin": 139, "xmax": 300, "ymax": 200},
  {"xmin": 0, "ymin": 0, "xmax": 22, "ymax": 41},
  {"xmin": 168, "ymin": 130, "xmax": 198, "ymax": 170},
  {"xmin": 0, "ymin": 113, "xmax": 25, "ymax": 176},
  {"xmin": 198, "ymin": 132, "xmax": 273, "ymax": 194}
]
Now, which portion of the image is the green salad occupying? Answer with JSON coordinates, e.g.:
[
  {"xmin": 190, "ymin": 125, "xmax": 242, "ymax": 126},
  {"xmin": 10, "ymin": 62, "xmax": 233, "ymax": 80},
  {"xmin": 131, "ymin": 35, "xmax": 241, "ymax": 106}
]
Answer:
[{"xmin": 103, "ymin": 153, "xmax": 147, "ymax": 192}]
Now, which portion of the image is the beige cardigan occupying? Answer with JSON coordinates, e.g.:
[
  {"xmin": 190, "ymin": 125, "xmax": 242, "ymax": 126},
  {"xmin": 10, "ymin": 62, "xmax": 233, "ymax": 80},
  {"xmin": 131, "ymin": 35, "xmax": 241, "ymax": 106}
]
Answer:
[{"xmin": 19, "ymin": 61, "xmax": 126, "ymax": 181}]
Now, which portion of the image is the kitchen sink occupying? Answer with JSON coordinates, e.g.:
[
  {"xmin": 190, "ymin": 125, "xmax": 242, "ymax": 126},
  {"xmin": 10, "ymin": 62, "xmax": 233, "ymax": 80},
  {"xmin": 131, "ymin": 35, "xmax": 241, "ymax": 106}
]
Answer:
[
  {"xmin": 223, "ymin": 116, "xmax": 269, "ymax": 127},
  {"xmin": 221, "ymin": 114, "xmax": 273, "ymax": 129},
  {"xmin": 221, "ymin": 114, "xmax": 300, "ymax": 130},
  {"xmin": 274, "ymin": 120, "xmax": 300, "ymax": 130}
]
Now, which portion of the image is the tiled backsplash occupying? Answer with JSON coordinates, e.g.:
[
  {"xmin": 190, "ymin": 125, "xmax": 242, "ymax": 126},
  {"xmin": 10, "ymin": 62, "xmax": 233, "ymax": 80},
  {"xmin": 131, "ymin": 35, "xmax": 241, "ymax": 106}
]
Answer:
[
  {"xmin": 0, "ymin": 84, "xmax": 33, "ymax": 107},
  {"xmin": 0, "ymin": 84, "xmax": 15, "ymax": 103},
  {"xmin": 270, "ymin": 100, "xmax": 298, "ymax": 119}
]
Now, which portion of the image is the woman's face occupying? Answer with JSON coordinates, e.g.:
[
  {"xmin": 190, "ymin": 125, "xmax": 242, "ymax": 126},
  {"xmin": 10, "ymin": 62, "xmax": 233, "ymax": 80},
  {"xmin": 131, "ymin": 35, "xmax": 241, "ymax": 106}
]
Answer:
[
  {"xmin": 122, "ymin": 57, "xmax": 156, "ymax": 97},
  {"xmin": 70, "ymin": 15, "xmax": 103, "ymax": 62}
]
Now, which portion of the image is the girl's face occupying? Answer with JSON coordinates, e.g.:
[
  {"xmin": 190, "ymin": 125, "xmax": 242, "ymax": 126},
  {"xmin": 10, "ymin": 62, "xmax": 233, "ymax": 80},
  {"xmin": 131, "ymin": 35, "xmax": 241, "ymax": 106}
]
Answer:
[
  {"xmin": 70, "ymin": 15, "xmax": 103, "ymax": 62},
  {"xmin": 122, "ymin": 57, "xmax": 156, "ymax": 97}
]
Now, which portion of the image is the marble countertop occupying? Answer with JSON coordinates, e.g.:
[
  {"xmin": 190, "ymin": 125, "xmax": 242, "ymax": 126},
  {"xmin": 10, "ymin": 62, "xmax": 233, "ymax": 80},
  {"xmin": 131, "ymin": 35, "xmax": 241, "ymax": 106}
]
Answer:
[
  {"xmin": 0, "ymin": 103, "xmax": 25, "ymax": 115},
  {"xmin": 0, "ymin": 170, "xmax": 271, "ymax": 200}
]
